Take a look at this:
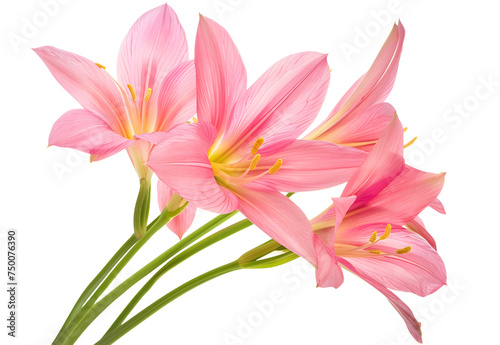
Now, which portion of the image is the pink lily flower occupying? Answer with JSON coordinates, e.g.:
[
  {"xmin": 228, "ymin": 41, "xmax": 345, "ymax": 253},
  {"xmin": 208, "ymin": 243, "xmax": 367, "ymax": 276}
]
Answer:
[
  {"xmin": 312, "ymin": 115, "xmax": 446, "ymax": 342},
  {"xmin": 305, "ymin": 22, "xmax": 405, "ymax": 151},
  {"xmin": 35, "ymin": 4, "xmax": 196, "ymax": 181},
  {"xmin": 139, "ymin": 15, "xmax": 367, "ymax": 261}
]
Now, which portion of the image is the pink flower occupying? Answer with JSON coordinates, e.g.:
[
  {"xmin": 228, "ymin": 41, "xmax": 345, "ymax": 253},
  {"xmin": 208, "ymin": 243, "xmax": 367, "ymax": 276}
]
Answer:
[
  {"xmin": 305, "ymin": 22, "xmax": 405, "ymax": 151},
  {"xmin": 35, "ymin": 4, "xmax": 196, "ymax": 180},
  {"xmin": 139, "ymin": 15, "xmax": 367, "ymax": 260},
  {"xmin": 312, "ymin": 115, "xmax": 446, "ymax": 342}
]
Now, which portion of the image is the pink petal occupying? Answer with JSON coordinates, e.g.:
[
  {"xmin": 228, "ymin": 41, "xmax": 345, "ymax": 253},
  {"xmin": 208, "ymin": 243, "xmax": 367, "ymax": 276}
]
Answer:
[
  {"xmin": 307, "ymin": 22, "xmax": 404, "ymax": 141},
  {"xmin": 117, "ymin": 3, "xmax": 188, "ymax": 101},
  {"xmin": 314, "ymin": 103, "xmax": 395, "ymax": 151},
  {"xmin": 406, "ymin": 217, "xmax": 437, "ymax": 250},
  {"xmin": 141, "ymin": 123, "xmax": 239, "ymax": 214},
  {"xmin": 244, "ymin": 140, "xmax": 366, "ymax": 192},
  {"xmin": 342, "ymin": 114, "xmax": 404, "ymax": 205},
  {"xmin": 312, "ymin": 196, "xmax": 357, "ymax": 245},
  {"xmin": 222, "ymin": 52, "xmax": 330, "ymax": 159},
  {"xmin": 151, "ymin": 60, "xmax": 196, "ymax": 132},
  {"xmin": 235, "ymin": 187, "xmax": 317, "ymax": 266},
  {"xmin": 345, "ymin": 167, "xmax": 446, "ymax": 227},
  {"xmin": 158, "ymin": 180, "xmax": 196, "ymax": 239},
  {"xmin": 338, "ymin": 225, "xmax": 446, "ymax": 297},
  {"xmin": 195, "ymin": 15, "xmax": 247, "ymax": 136},
  {"xmin": 314, "ymin": 235, "xmax": 344, "ymax": 288},
  {"xmin": 49, "ymin": 109, "xmax": 133, "ymax": 161},
  {"xmin": 34, "ymin": 46, "xmax": 132, "ymax": 137},
  {"xmin": 339, "ymin": 258, "xmax": 423, "ymax": 343},
  {"xmin": 430, "ymin": 198, "xmax": 446, "ymax": 214}
]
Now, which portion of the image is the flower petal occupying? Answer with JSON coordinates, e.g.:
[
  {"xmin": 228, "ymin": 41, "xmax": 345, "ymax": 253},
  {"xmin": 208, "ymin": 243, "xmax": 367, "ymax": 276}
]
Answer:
[
  {"xmin": 158, "ymin": 180, "xmax": 196, "ymax": 239},
  {"xmin": 222, "ymin": 52, "xmax": 330, "ymax": 159},
  {"xmin": 141, "ymin": 123, "xmax": 239, "ymax": 214},
  {"xmin": 406, "ymin": 217, "xmax": 437, "ymax": 250},
  {"xmin": 34, "ymin": 46, "xmax": 132, "ymax": 136},
  {"xmin": 314, "ymin": 235, "xmax": 344, "ymax": 288},
  {"xmin": 149, "ymin": 60, "xmax": 196, "ymax": 132},
  {"xmin": 430, "ymin": 198, "xmax": 446, "ymax": 214},
  {"xmin": 195, "ymin": 15, "xmax": 247, "ymax": 135},
  {"xmin": 345, "ymin": 167, "xmax": 446, "ymax": 227},
  {"xmin": 338, "ymin": 257, "xmax": 423, "ymax": 343},
  {"xmin": 244, "ymin": 140, "xmax": 366, "ymax": 192},
  {"xmin": 117, "ymin": 3, "xmax": 188, "ymax": 101},
  {"xmin": 49, "ymin": 109, "xmax": 133, "ymax": 161},
  {"xmin": 342, "ymin": 114, "xmax": 404, "ymax": 206},
  {"xmin": 338, "ymin": 225, "xmax": 446, "ymax": 296},
  {"xmin": 307, "ymin": 22, "xmax": 404, "ymax": 142},
  {"xmin": 235, "ymin": 187, "xmax": 317, "ymax": 266}
]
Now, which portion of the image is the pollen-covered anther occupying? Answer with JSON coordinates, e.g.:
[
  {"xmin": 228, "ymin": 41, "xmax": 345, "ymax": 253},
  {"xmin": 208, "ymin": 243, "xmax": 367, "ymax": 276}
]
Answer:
[
  {"xmin": 379, "ymin": 224, "xmax": 391, "ymax": 241},
  {"xmin": 369, "ymin": 231, "xmax": 377, "ymax": 243},
  {"xmin": 250, "ymin": 154, "xmax": 261, "ymax": 170},
  {"xmin": 404, "ymin": 137, "xmax": 417, "ymax": 148},
  {"xmin": 268, "ymin": 159, "xmax": 282, "ymax": 174},
  {"xmin": 369, "ymin": 250, "xmax": 382, "ymax": 255},
  {"xmin": 396, "ymin": 246, "xmax": 412, "ymax": 254},
  {"xmin": 95, "ymin": 63, "xmax": 106, "ymax": 69},
  {"xmin": 251, "ymin": 137, "xmax": 264, "ymax": 155},
  {"xmin": 192, "ymin": 117, "xmax": 198, "ymax": 123},
  {"xmin": 144, "ymin": 88, "xmax": 152, "ymax": 102},
  {"xmin": 127, "ymin": 84, "xmax": 136, "ymax": 101},
  {"xmin": 403, "ymin": 127, "xmax": 408, "ymax": 132}
]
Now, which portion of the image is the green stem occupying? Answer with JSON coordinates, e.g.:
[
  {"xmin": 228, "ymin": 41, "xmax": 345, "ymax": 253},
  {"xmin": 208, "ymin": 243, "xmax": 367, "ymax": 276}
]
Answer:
[
  {"xmin": 57, "ymin": 210, "xmax": 239, "ymax": 345},
  {"xmin": 95, "ymin": 248, "xmax": 298, "ymax": 345},
  {"xmin": 53, "ymin": 234, "xmax": 137, "ymax": 342},
  {"xmin": 95, "ymin": 261, "xmax": 242, "ymax": 345},
  {"xmin": 133, "ymin": 178, "xmax": 151, "ymax": 239},
  {"xmin": 107, "ymin": 218, "xmax": 253, "ymax": 331}
]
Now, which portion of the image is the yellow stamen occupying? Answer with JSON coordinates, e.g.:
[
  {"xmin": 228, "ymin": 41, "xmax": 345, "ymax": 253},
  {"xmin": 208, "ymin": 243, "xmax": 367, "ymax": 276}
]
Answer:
[
  {"xmin": 127, "ymin": 84, "xmax": 136, "ymax": 101},
  {"xmin": 369, "ymin": 231, "xmax": 377, "ymax": 243},
  {"xmin": 403, "ymin": 127, "xmax": 408, "ymax": 132},
  {"xmin": 192, "ymin": 117, "xmax": 198, "ymax": 123},
  {"xmin": 250, "ymin": 154, "xmax": 261, "ymax": 170},
  {"xmin": 95, "ymin": 62, "xmax": 106, "ymax": 69},
  {"xmin": 379, "ymin": 224, "xmax": 391, "ymax": 241},
  {"xmin": 269, "ymin": 159, "xmax": 282, "ymax": 174},
  {"xmin": 404, "ymin": 137, "xmax": 417, "ymax": 148},
  {"xmin": 144, "ymin": 88, "xmax": 152, "ymax": 102},
  {"xmin": 396, "ymin": 246, "xmax": 412, "ymax": 254},
  {"xmin": 251, "ymin": 137, "xmax": 264, "ymax": 155},
  {"xmin": 369, "ymin": 250, "xmax": 382, "ymax": 255}
]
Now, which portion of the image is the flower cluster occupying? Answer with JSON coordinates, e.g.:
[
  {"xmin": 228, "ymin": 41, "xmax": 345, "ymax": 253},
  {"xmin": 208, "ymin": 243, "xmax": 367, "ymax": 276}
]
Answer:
[{"xmin": 37, "ymin": 4, "xmax": 446, "ymax": 344}]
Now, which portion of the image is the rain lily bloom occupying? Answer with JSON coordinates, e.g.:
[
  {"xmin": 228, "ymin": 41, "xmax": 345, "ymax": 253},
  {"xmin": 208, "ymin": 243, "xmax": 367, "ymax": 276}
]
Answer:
[
  {"xmin": 139, "ymin": 15, "xmax": 367, "ymax": 261},
  {"xmin": 35, "ymin": 3, "xmax": 196, "ymax": 181},
  {"xmin": 312, "ymin": 115, "xmax": 446, "ymax": 342},
  {"xmin": 305, "ymin": 22, "xmax": 405, "ymax": 151}
]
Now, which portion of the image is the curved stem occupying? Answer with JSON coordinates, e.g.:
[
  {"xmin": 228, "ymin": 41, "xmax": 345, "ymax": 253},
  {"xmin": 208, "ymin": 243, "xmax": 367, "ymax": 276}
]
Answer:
[
  {"xmin": 95, "ymin": 247, "xmax": 298, "ymax": 345},
  {"xmin": 107, "ymin": 219, "xmax": 253, "ymax": 331},
  {"xmin": 54, "ymin": 234, "xmax": 137, "ymax": 341},
  {"xmin": 57, "ymin": 211, "xmax": 239, "ymax": 345},
  {"xmin": 95, "ymin": 261, "xmax": 242, "ymax": 345}
]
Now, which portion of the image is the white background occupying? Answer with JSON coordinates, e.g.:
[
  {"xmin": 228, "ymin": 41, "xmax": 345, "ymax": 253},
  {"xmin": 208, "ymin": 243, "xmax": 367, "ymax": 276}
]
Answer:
[{"xmin": 1, "ymin": 0, "xmax": 499, "ymax": 344}]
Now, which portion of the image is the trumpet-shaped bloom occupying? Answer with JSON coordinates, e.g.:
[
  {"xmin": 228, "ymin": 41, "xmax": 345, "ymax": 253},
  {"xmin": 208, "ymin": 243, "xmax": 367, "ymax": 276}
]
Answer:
[
  {"xmin": 140, "ymin": 15, "xmax": 367, "ymax": 260},
  {"xmin": 312, "ymin": 115, "xmax": 446, "ymax": 342},
  {"xmin": 305, "ymin": 22, "xmax": 405, "ymax": 151},
  {"xmin": 35, "ymin": 4, "xmax": 196, "ymax": 179}
]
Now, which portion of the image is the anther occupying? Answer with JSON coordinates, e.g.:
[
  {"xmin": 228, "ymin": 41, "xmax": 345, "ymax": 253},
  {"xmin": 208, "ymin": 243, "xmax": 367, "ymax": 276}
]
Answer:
[
  {"xmin": 269, "ymin": 159, "xmax": 282, "ymax": 174},
  {"xmin": 404, "ymin": 137, "xmax": 417, "ymax": 148},
  {"xmin": 251, "ymin": 137, "xmax": 264, "ymax": 155},
  {"xmin": 192, "ymin": 117, "xmax": 198, "ymax": 123},
  {"xmin": 369, "ymin": 250, "xmax": 382, "ymax": 255},
  {"xmin": 379, "ymin": 224, "xmax": 391, "ymax": 241},
  {"xmin": 250, "ymin": 154, "xmax": 261, "ymax": 170},
  {"xmin": 369, "ymin": 231, "xmax": 377, "ymax": 243},
  {"xmin": 396, "ymin": 246, "xmax": 412, "ymax": 254},
  {"xmin": 95, "ymin": 63, "xmax": 106, "ymax": 69},
  {"xmin": 127, "ymin": 84, "xmax": 136, "ymax": 101},
  {"xmin": 144, "ymin": 88, "xmax": 152, "ymax": 102}
]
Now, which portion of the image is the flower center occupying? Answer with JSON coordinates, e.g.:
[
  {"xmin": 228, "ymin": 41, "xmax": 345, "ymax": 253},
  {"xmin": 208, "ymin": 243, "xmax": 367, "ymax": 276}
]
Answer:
[
  {"xmin": 212, "ymin": 137, "xmax": 283, "ymax": 186},
  {"xmin": 336, "ymin": 224, "xmax": 412, "ymax": 258}
]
